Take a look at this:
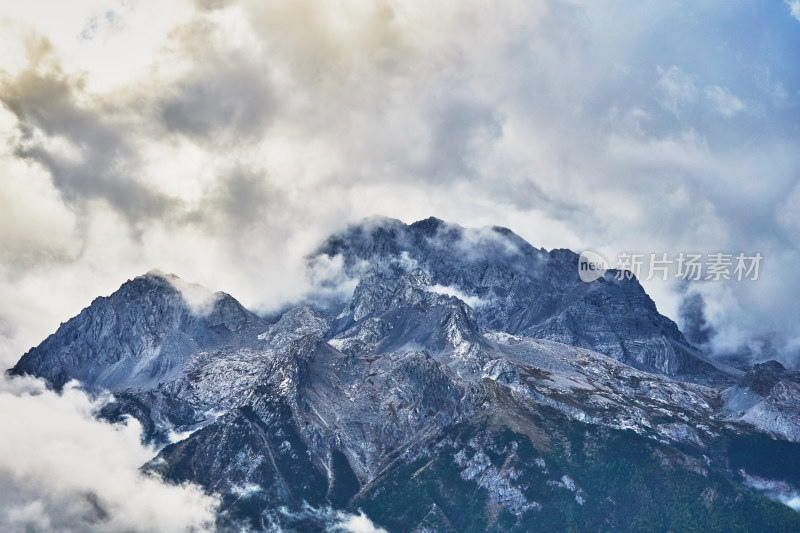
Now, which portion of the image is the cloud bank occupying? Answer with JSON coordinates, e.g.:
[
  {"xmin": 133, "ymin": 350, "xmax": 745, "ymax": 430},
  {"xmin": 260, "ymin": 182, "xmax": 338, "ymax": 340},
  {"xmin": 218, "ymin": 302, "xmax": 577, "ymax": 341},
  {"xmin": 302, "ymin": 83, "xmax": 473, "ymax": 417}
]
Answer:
[
  {"xmin": 0, "ymin": 374, "xmax": 218, "ymax": 532},
  {"xmin": 0, "ymin": 0, "xmax": 799, "ymax": 371}
]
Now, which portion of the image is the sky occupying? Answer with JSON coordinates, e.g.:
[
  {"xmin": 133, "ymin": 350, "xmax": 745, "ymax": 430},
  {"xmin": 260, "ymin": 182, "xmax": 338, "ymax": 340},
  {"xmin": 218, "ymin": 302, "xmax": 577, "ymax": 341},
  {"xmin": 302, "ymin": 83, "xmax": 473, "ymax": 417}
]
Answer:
[{"xmin": 1, "ymin": 0, "xmax": 799, "ymax": 371}]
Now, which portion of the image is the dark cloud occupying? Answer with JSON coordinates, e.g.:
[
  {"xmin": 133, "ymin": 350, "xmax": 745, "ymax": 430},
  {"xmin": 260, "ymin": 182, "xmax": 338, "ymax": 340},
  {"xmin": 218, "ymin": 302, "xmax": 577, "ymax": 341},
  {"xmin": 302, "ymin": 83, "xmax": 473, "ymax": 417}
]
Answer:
[
  {"xmin": 427, "ymin": 99, "xmax": 504, "ymax": 181},
  {"xmin": 160, "ymin": 51, "xmax": 275, "ymax": 141},
  {"xmin": 0, "ymin": 38, "xmax": 172, "ymax": 225},
  {"xmin": 194, "ymin": 0, "xmax": 235, "ymax": 11},
  {"xmin": 178, "ymin": 165, "xmax": 282, "ymax": 238},
  {"xmin": 678, "ymin": 292, "xmax": 716, "ymax": 349},
  {"xmin": 217, "ymin": 168, "xmax": 277, "ymax": 223}
]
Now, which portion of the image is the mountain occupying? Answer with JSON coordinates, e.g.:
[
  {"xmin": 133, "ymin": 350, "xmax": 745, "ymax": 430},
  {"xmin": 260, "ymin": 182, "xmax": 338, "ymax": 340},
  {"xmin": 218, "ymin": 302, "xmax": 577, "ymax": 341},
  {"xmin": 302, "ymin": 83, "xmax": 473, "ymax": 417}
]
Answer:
[
  {"xmin": 723, "ymin": 360, "xmax": 800, "ymax": 442},
  {"xmin": 8, "ymin": 217, "xmax": 800, "ymax": 532},
  {"xmin": 316, "ymin": 216, "xmax": 738, "ymax": 385},
  {"xmin": 12, "ymin": 271, "xmax": 266, "ymax": 391}
]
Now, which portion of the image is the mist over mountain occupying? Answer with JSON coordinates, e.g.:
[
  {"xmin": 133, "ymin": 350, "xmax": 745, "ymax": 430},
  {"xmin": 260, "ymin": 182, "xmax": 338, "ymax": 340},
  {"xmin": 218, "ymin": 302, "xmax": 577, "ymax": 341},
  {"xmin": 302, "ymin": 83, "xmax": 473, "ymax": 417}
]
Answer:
[{"xmin": 6, "ymin": 217, "xmax": 800, "ymax": 531}]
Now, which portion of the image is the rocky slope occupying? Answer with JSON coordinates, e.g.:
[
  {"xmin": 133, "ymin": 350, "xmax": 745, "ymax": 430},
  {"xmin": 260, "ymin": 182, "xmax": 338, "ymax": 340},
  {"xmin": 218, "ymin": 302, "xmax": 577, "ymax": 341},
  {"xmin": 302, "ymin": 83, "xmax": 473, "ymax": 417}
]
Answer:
[{"xmin": 8, "ymin": 217, "xmax": 800, "ymax": 532}]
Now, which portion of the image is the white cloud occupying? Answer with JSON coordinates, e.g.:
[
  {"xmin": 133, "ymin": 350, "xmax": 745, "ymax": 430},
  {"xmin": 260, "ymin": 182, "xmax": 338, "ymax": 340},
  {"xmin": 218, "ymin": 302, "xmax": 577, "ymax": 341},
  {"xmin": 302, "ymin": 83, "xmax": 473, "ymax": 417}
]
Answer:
[
  {"xmin": 0, "ymin": 374, "xmax": 218, "ymax": 533},
  {"xmin": 656, "ymin": 65, "xmax": 698, "ymax": 114},
  {"xmin": 786, "ymin": 0, "xmax": 800, "ymax": 22},
  {"xmin": 777, "ymin": 181, "xmax": 800, "ymax": 235},
  {"xmin": 148, "ymin": 270, "xmax": 224, "ymax": 317},
  {"xmin": 428, "ymin": 284, "xmax": 488, "ymax": 309},
  {"xmin": 740, "ymin": 469, "xmax": 800, "ymax": 511},
  {"xmin": 704, "ymin": 85, "xmax": 745, "ymax": 117}
]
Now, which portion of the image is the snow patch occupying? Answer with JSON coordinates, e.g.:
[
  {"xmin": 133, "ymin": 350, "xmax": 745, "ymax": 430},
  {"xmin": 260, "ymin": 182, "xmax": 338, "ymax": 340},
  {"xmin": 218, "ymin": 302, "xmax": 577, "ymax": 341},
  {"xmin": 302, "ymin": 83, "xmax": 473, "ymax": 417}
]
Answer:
[
  {"xmin": 167, "ymin": 426, "xmax": 201, "ymax": 444},
  {"xmin": 230, "ymin": 483, "xmax": 262, "ymax": 498},
  {"xmin": 269, "ymin": 504, "xmax": 387, "ymax": 532}
]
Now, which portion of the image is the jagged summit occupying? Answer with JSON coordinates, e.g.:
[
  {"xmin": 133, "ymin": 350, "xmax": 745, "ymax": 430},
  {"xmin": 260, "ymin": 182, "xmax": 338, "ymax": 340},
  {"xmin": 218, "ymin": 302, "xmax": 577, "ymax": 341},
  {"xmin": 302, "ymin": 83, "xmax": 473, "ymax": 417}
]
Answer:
[
  {"xmin": 316, "ymin": 217, "xmax": 732, "ymax": 383},
  {"xmin": 11, "ymin": 272, "xmax": 265, "ymax": 390},
  {"xmin": 318, "ymin": 216, "xmax": 542, "ymax": 270}
]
